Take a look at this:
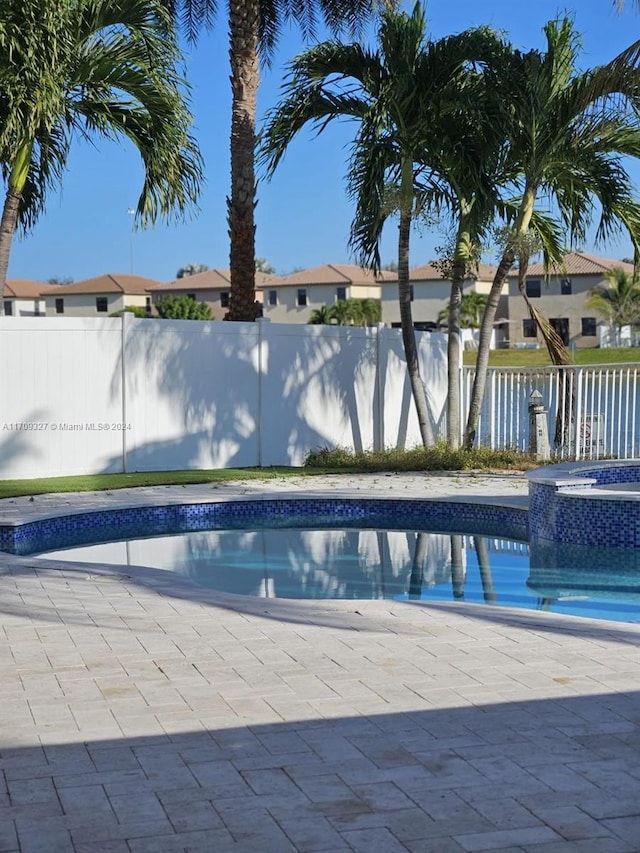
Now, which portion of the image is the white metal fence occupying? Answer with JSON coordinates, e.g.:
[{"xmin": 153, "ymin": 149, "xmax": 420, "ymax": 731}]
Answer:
[{"xmin": 461, "ymin": 364, "xmax": 640, "ymax": 459}]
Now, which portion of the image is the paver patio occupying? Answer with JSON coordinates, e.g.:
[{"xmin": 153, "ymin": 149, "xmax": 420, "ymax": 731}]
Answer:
[{"xmin": 1, "ymin": 473, "xmax": 639, "ymax": 852}]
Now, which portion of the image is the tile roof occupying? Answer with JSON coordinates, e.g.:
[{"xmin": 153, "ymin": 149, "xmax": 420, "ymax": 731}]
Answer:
[
  {"xmin": 4, "ymin": 278, "xmax": 47, "ymax": 298},
  {"xmin": 43, "ymin": 274, "xmax": 162, "ymax": 296},
  {"xmin": 147, "ymin": 269, "xmax": 275, "ymax": 292},
  {"xmin": 263, "ymin": 263, "xmax": 382, "ymax": 288},
  {"xmin": 517, "ymin": 251, "xmax": 634, "ymax": 277},
  {"xmin": 383, "ymin": 262, "xmax": 499, "ymax": 282}
]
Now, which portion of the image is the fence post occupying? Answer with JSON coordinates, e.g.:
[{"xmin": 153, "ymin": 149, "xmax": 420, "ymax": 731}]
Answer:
[
  {"xmin": 375, "ymin": 323, "xmax": 384, "ymax": 452},
  {"xmin": 528, "ymin": 389, "xmax": 550, "ymax": 461},
  {"xmin": 257, "ymin": 317, "xmax": 270, "ymax": 467},
  {"xmin": 121, "ymin": 312, "xmax": 130, "ymax": 473}
]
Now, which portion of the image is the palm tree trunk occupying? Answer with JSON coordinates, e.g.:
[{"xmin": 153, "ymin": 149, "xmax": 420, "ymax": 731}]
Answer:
[
  {"xmin": 474, "ymin": 536, "xmax": 496, "ymax": 602},
  {"xmin": 450, "ymin": 534, "xmax": 465, "ymax": 599},
  {"xmin": 408, "ymin": 532, "xmax": 428, "ymax": 599},
  {"xmin": 397, "ymin": 208, "xmax": 434, "ymax": 448},
  {"xmin": 463, "ymin": 187, "xmax": 537, "ymax": 450},
  {"xmin": 447, "ymin": 217, "xmax": 472, "ymax": 448},
  {"xmin": 0, "ymin": 189, "xmax": 25, "ymax": 317},
  {"xmin": 463, "ymin": 248, "xmax": 514, "ymax": 449},
  {"xmin": 226, "ymin": 0, "xmax": 260, "ymax": 322},
  {"xmin": 0, "ymin": 141, "xmax": 32, "ymax": 315}
]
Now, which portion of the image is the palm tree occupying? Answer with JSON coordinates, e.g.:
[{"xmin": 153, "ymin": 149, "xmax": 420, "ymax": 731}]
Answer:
[
  {"xmin": 586, "ymin": 266, "xmax": 640, "ymax": 343},
  {"xmin": 437, "ymin": 292, "xmax": 488, "ymax": 329},
  {"xmin": 167, "ymin": 0, "xmax": 375, "ymax": 324},
  {"xmin": 463, "ymin": 17, "xmax": 640, "ymax": 449},
  {"xmin": 0, "ymin": 0, "xmax": 202, "ymax": 306},
  {"xmin": 260, "ymin": 3, "xmax": 508, "ymax": 448},
  {"xmin": 309, "ymin": 304, "xmax": 335, "ymax": 324},
  {"xmin": 358, "ymin": 297, "xmax": 381, "ymax": 326}
]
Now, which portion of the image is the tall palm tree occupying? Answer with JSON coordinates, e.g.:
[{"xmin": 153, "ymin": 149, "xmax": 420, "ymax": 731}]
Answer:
[
  {"xmin": 0, "ymin": 0, "xmax": 202, "ymax": 305},
  {"xmin": 586, "ymin": 266, "xmax": 640, "ymax": 343},
  {"xmin": 413, "ymin": 61, "xmax": 509, "ymax": 446},
  {"xmin": 463, "ymin": 17, "xmax": 640, "ymax": 449},
  {"xmin": 167, "ymin": 0, "xmax": 376, "ymax": 324},
  {"xmin": 260, "ymin": 3, "xmax": 508, "ymax": 447}
]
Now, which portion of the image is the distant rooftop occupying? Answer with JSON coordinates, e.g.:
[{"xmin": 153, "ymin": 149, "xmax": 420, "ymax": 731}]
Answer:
[
  {"xmin": 43, "ymin": 273, "xmax": 162, "ymax": 296},
  {"xmin": 517, "ymin": 251, "xmax": 634, "ymax": 277}
]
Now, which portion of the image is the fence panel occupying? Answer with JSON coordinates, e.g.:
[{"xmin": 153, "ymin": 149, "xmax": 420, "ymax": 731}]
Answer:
[{"xmin": 462, "ymin": 364, "xmax": 640, "ymax": 459}]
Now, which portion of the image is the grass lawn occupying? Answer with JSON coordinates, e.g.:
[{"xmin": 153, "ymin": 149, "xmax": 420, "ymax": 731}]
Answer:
[
  {"xmin": 0, "ymin": 467, "xmax": 316, "ymax": 499},
  {"xmin": 0, "ymin": 444, "xmax": 536, "ymax": 499},
  {"xmin": 462, "ymin": 346, "xmax": 640, "ymax": 368}
]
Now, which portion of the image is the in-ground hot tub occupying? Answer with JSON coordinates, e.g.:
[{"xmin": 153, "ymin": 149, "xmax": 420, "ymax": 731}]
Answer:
[{"xmin": 527, "ymin": 460, "xmax": 640, "ymax": 548}]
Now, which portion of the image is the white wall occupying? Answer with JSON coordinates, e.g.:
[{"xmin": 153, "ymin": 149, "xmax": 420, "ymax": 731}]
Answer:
[
  {"xmin": 0, "ymin": 316, "xmax": 449, "ymax": 478},
  {"xmin": 0, "ymin": 318, "xmax": 124, "ymax": 477}
]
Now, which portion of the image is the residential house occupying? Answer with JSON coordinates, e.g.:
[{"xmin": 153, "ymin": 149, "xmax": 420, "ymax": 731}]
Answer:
[
  {"xmin": 42, "ymin": 274, "xmax": 161, "ymax": 317},
  {"xmin": 147, "ymin": 269, "xmax": 275, "ymax": 320},
  {"xmin": 381, "ymin": 263, "xmax": 503, "ymax": 333},
  {"xmin": 258, "ymin": 264, "xmax": 387, "ymax": 324},
  {"xmin": 3, "ymin": 279, "xmax": 46, "ymax": 316},
  {"xmin": 506, "ymin": 251, "xmax": 635, "ymax": 349}
]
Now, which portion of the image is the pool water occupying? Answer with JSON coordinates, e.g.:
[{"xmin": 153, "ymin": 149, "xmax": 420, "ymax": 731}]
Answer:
[{"xmin": 38, "ymin": 527, "xmax": 640, "ymax": 623}]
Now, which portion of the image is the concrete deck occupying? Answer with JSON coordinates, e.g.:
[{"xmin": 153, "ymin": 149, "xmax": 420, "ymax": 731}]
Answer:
[{"xmin": 1, "ymin": 473, "xmax": 639, "ymax": 852}]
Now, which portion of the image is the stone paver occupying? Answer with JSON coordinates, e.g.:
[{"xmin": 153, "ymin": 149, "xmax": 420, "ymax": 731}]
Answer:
[{"xmin": 1, "ymin": 474, "xmax": 639, "ymax": 851}]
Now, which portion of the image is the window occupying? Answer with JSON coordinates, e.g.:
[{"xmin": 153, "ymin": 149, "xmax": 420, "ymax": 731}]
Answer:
[
  {"xmin": 220, "ymin": 291, "xmax": 230, "ymax": 308},
  {"xmin": 523, "ymin": 319, "xmax": 537, "ymax": 338},
  {"xmin": 96, "ymin": 297, "xmax": 108, "ymax": 313},
  {"xmin": 550, "ymin": 318, "xmax": 569, "ymax": 345},
  {"xmin": 268, "ymin": 290, "xmax": 277, "ymax": 306},
  {"xmin": 55, "ymin": 298, "xmax": 64, "ymax": 314},
  {"xmin": 297, "ymin": 289, "xmax": 307, "ymax": 307},
  {"xmin": 409, "ymin": 285, "xmax": 414, "ymax": 302},
  {"xmin": 34, "ymin": 301, "xmax": 41, "ymax": 317},
  {"xmin": 582, "ymin": 317, "xmax": 597, "ymax": 337},
  {"xmin": 187, "ymin": 293, "xmax": 197, "ymax": 302},
  {"xmin": 525, "ymin": 279, "xmax": 541, "ymax": 298},
  {"xmin": 560, "ymin": 278, "xmax": 572, "ymax": 295},
  {"xmin": 145, "ymin": 297, "xmax": 151, "ymax": 315},
  {"xmin": 3, "ymin": 301, "xmax": 12, "ymax": 316},
  {"xmin": 336, "ymin": 286, "xmax": 347, "ymax": 301}
]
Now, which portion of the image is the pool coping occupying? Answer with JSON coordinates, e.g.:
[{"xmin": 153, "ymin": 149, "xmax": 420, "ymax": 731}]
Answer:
[{"xmin": 0, "ymin": 490, "xmax": 531, "ymax": 556}]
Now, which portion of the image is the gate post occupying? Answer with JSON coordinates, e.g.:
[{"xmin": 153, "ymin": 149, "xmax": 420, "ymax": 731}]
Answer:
[{"xmin": 529, "ymin": 389, "xmax": 551, "ymax": 461}]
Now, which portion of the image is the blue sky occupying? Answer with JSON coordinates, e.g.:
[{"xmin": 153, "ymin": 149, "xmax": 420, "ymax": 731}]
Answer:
[{"xmin": 7, "ymin": 0, "xmax": 640, "ymax": 283}]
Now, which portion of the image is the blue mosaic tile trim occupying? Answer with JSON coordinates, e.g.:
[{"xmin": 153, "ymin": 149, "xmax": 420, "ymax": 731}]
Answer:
[
  {"xmin": 529, "ymin": 474, "xmax": 640, "ymax": 548},
  {"xmin": 0, "ymin": 499, "xmax": 529, "ymax": 556},
  {"xmin": 577, "ymin": 464, "xmax": 640, "ymax": 486}
]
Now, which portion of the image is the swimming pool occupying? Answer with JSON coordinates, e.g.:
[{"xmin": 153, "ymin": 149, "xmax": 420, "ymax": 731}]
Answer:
[
  {"xmin": 36, "ymin": 523, "xmax": 640, "ymax": 624},
  {"xmin": 0, "ymin": 490, "xmax": 633, "ymax": 624}
]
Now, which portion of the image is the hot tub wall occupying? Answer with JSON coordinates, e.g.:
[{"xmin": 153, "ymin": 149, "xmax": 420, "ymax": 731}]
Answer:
[{"xmin": 527, "ymin": 461, "xmax": 640, "ymax": 548}]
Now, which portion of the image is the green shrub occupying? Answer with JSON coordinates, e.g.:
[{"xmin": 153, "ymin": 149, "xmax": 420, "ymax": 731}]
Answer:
[
  {"xmin": 155, "ymin": 294, "xmax": 213, "ymax": 320},
  {"xmin": 305, "ymin": 443, "xmax": 538, "ymax": 472}
]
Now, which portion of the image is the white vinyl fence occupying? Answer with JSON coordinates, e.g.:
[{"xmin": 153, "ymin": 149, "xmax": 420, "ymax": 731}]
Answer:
[
  {"xmin": 0, "ymin": 316, "xmax": 448, "ymax": 479},
  {"xmin": 461, "ymin": 364, "xmax": 640, "ymax": 459}
]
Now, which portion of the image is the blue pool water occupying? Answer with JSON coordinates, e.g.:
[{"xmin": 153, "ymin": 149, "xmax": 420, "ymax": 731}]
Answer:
[{"xmin": 37, "ymin": 526, "xmax": 640, "ymax": 624}]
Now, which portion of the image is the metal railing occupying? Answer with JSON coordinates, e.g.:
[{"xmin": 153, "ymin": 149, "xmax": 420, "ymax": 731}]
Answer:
[{"xmin": 461, "ymin": 364, "xmax": 640, "ymax": 459}]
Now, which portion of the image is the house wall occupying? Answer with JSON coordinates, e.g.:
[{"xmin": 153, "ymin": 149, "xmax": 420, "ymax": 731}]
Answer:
[
  {"xmin": 262, "ymin": 283, "xmax": 380, "ymax": 323},
  {"xmin": 4, "ymin": 298, "xmax": 44, "ymax": 317},
  {"xmin": 44, "ymin": 293, "xmax": 148, "ymax": 317},
  {"xmin": 382, "ymin": 280, "xmax": 503, "ymax": 326},
  {"xmin": 0, "ymin": 316, "xmax": 448, "ymax": 478},
  {"xmin": 382, "ymin": 280, "xmax": 450, "ymax": 326},
  {"xmin": 507, "ymin": 273, "xmax": 605, "ymax": 348}
]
